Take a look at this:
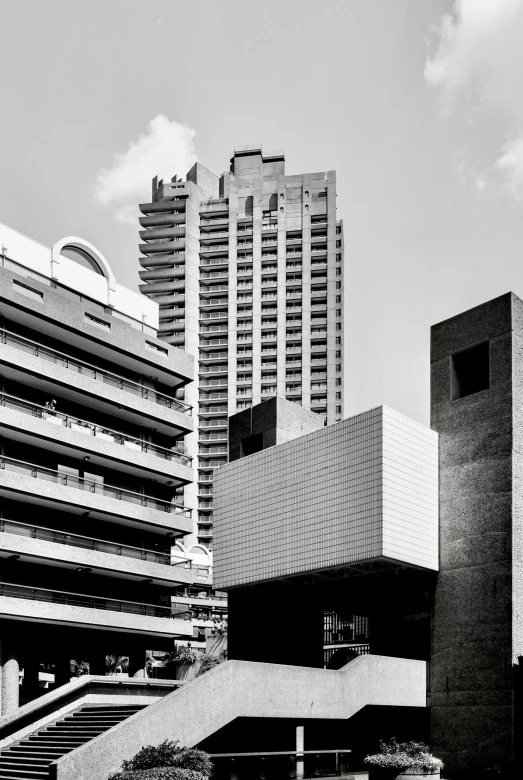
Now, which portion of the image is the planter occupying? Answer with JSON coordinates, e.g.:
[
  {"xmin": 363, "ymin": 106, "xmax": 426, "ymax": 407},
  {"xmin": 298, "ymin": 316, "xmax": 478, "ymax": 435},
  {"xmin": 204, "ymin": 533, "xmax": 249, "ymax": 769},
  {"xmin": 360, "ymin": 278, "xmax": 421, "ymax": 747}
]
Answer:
[
  {"xmin": 70, "ymin": 422, "xmax": 92, "ymax": 434},
  {"xmin": 96, "ymin": 431, "xmax": 115, "ymax": 443},
  {"xmin": 175, "ymin": 662, "xmax": 199, "ymax": 681},
  {"xmin": 45, "ymin": 415, "xmax": 64, "ymax": 427},
  {"xmin": 369, "ymin": 770, "xmax": 440, "ymax": 780},
  {"xmin": 124, "ymin": 440, "xmax": 142, "ymax": 452}
]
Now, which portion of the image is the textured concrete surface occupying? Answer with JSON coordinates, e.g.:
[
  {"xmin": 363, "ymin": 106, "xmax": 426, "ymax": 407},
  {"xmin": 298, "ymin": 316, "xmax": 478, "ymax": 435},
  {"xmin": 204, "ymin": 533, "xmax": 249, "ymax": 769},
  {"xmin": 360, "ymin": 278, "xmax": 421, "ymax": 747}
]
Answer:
[
  {"xmin": 0, "ymin": 406, "xmax": 192, "ymax": 484},
  {"xmin": 228, "ymin": 396, "xmax": 323, "ymax": 461},
  {"xmin": 50, "ymin": 655, "xmax": 426, "ymax": 780},
  {"xmin": 430, "ymin": 292, "xmax": 521, "ymax": 778},
  {"xmin": 0, "ymin": 469, "xmax": 193, "ymax": 535},
  {"xmin": 0, "ymin": 594, "xmax": 191, "ymax": 638},
  {"xmin": 0, "ymin": 265, "xmax": 194, "ymax": 387},
  {"xmin": 0, "ymin": 341, "xmax": 193, "ymax": 435},
  {"xmin": 0, "ymin": 533, "xmax": 191, "ymax": 585},
  {"xmin": 214, "ymin": 406, "xmax": 438, "ymax": 589}
]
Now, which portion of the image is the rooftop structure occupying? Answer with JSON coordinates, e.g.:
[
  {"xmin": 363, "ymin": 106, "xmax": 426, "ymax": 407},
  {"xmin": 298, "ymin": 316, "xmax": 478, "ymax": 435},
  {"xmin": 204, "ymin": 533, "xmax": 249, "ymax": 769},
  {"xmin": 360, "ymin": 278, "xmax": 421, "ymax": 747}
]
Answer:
[{"xmin": 137, "ymin": 145, "xmax": 344, "ymax": 548}]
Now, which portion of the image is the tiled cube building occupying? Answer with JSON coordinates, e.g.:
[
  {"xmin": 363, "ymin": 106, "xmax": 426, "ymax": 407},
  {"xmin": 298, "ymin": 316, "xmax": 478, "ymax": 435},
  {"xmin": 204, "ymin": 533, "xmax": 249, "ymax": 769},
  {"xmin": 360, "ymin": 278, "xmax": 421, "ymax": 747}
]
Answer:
[
  {"xmin": 214, "ymin": 405, "xmax": 438, "ymax": 590},
  {"xmin": 214, "ymin": 401, "xmax": 438, "ymax": 670}
]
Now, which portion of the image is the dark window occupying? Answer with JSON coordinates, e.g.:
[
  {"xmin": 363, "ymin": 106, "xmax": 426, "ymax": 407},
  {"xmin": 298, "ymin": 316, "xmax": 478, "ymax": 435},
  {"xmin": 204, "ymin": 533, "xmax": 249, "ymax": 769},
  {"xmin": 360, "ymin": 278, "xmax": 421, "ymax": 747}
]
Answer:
[
  {"xmin": 452, "ymin": 341, "xmax": 490, "ymax": 400},
  {"xmin": 240, "ymin": 432, "xmax": 264, "ymax": 457}
]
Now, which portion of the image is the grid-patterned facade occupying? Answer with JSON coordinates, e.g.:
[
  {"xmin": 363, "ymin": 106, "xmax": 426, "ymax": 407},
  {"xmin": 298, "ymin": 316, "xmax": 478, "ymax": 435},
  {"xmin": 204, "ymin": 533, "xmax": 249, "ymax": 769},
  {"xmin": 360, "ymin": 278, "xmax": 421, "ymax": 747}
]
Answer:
[
  {"xmin": 138, "ymin": 146, "xmax": 344, "ymax": 547},
  {"xmin": 213, "ymin": 406, "xmax": 438, "ymax": 590}
]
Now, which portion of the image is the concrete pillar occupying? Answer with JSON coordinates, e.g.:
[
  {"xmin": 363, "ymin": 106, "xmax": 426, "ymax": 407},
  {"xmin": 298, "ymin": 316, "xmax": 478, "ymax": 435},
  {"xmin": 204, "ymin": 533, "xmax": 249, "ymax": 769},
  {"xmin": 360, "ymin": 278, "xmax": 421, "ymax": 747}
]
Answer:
[
  {"xmin": 1, "ymin": 649, "xmax": 19, "ymax": 715},
  {"xmin": 296, "ymin": 726, "xmax": 304, "ymax": 780}
]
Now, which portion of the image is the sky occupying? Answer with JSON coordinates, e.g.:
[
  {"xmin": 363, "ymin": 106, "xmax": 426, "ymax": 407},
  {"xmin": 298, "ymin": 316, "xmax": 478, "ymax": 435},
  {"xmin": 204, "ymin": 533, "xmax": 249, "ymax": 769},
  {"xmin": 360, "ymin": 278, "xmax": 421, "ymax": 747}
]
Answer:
[{"xmin": 2, "ymin": 0, "xmax": 523, "ymax": 426}]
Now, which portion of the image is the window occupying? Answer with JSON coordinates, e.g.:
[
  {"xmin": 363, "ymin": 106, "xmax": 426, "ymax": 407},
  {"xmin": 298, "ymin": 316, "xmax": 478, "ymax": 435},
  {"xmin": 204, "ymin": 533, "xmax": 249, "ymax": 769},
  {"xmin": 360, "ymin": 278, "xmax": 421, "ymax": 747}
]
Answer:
[
  {"xmin": 146, "ymin": 340, "xmax": 168, "ymax": 355},
  {"xmin": 85, "ymin": 312, "xmax": 111, "ymax": 332},
  {"xmin": 451, "ymin": 341, "xmax": 490, "ymax": 400},
  {"xmin": 13, "ymin": 280, "xmax": 43, "ymax": 302},
  {"xmin": 60, "ymin": 246, "xmax": 104, "ymax": 275}
]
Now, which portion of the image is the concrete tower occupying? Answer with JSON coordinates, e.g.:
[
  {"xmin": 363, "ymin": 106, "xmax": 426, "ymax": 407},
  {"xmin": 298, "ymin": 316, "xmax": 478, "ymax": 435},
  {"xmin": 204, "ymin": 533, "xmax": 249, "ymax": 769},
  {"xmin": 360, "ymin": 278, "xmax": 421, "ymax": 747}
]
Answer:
[
  {"xmin": 138, "ymin": 145, "xmax": 344, "ymax": 548},
  {"xmin": 431, "ymin": 292, "xmax": 523, "ymax": 778}
]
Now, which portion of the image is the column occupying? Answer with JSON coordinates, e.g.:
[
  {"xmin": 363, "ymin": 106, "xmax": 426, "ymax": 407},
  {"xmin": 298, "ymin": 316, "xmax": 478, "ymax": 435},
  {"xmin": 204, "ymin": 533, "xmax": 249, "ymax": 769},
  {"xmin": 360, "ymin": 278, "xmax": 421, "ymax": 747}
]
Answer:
[{"xmin": 1, "ymin": 646, "xmax": 19, "ymax": 715}]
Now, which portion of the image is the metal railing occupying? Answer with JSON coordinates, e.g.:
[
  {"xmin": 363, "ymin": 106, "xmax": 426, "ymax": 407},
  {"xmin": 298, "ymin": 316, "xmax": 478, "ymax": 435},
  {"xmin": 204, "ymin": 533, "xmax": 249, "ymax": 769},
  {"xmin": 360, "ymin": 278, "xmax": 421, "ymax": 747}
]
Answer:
[
  {"xmin": 0, "ymin": 392, "xmax": 192, "ymax": 467},
  {"xmin": 0, "ymin": 517, "xmax": 190, "ymax": 567},
  {"xmin": 0, "ymin": 581, "xmax": 179, "ymax": 619},
  {"xmin": 0, "ymin": 456, "xmax": 192, "ymax": 517},
  {"xmin": 0, "ymin": 327, "xmax": 191, "ymax": 414}
]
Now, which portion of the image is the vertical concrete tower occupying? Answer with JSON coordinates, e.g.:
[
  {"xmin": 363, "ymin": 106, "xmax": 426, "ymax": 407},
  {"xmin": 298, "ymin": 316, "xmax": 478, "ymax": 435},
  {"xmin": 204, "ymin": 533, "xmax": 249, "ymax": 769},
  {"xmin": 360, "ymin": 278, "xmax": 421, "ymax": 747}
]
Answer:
[
  {"xmin": 431, "ymin": 292, "xmax": 523, "ymax": 778},
  {"xmin": 138, "ymin": 146, "xmax": 344, "ymax": 548}
]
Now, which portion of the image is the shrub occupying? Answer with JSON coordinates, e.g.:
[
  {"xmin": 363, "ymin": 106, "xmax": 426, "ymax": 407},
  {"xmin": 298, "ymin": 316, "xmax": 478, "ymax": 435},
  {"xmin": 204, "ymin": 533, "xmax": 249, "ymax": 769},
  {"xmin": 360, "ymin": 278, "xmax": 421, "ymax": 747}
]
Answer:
[
  {"xmin": 109, "ymin": 769, "xmax": 205, "ymax": 780},
  {"xmin": 195, "ymin": 653, "xmax": 224, "ymax": 677},
  {"xmin": 109, "ymin": 740, "xmax": 212, "ymax": 780},
  {"xmin": 364, "ymin": 739, "xmax": 443, "ymax": 773}
]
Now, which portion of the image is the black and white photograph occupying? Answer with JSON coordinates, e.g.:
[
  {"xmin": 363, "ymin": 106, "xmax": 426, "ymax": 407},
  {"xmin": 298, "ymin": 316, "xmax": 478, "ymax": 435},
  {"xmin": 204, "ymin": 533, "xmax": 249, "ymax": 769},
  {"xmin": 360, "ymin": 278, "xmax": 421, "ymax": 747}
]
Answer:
[{"xmin": 0, "ymin": 1, "xmax": 521, "ymax": 779}]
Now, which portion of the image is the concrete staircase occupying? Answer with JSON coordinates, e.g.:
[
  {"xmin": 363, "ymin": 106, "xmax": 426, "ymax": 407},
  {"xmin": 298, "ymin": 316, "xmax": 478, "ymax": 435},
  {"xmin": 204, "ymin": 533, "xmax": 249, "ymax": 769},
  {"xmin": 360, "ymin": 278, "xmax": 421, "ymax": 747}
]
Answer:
[{"xmin": 0, "ymin": 704, "xmax": 146, "ymax": 780}]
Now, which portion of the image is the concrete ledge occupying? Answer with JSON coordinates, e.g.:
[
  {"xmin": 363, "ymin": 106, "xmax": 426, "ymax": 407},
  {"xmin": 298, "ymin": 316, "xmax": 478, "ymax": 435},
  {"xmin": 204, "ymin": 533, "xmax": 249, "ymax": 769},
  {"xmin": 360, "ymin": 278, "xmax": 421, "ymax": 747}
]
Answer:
[
  {"xmin": 0, "ymin": 342, "xmax": 193, "ymax": 435},
  {"xmin": 0, "ymin": 595, "xmax": 192, "ymax": 637},
  {"xmin": 0, "ymin": 406, "xmax": 193, "ymax": 484},
  {"xmin": 0, "ymin": 534, "xmax": 192, "ymax": 585},
  {"xmin": 0, "ymin": 470, "xmax": 193, "ymax": 535},
  {"xmin": 52, "ymin": 655, "xmax": 427, "ymax": 780}
]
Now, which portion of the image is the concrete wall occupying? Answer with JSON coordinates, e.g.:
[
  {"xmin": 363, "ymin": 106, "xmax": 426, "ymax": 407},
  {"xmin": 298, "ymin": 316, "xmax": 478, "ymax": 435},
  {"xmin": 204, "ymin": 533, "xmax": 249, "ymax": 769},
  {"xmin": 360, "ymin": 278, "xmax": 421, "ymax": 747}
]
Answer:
[
  {"xmin": 50, "ymin": 655, "xmax": 427, "ymax": 780},
  {"xmin": 214, "ymin": 406, "xmax": 438, "ymax": 590},
  {"xmin": 430, "ymin": 292, "xmax": 521, "ymax": 778}
]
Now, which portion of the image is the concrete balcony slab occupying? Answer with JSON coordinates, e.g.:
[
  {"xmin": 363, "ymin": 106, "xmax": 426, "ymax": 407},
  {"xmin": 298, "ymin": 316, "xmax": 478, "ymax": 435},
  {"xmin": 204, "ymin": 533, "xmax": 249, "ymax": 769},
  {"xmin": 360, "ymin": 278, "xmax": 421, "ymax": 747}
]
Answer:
[
  {"xmin": 0, "ymin": 342, "xmax": 193, "ymax": 438},
  {"xmin": 0, "ymin": 406, "xmax": 193, "ymax": 486},
  {"xmin": 0, "ymin": 469, "xmax": 192, "ymax": 536}
]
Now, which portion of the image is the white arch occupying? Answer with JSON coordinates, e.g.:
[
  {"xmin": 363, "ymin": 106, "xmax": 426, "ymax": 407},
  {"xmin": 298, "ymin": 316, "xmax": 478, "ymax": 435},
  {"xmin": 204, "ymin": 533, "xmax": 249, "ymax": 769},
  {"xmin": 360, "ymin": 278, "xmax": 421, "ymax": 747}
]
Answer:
[{"xmin": 51, "ymin": 236, "xmax": 116, "ymax": 306}]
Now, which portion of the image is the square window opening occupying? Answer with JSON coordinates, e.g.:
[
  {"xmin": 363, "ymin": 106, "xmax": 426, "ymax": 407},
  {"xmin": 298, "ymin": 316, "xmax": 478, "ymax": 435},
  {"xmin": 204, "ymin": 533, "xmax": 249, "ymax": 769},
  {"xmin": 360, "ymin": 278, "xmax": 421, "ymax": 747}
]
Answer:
[{"xmin": 451, "ymin": 341, "xmax": 490, "ymax": 400}]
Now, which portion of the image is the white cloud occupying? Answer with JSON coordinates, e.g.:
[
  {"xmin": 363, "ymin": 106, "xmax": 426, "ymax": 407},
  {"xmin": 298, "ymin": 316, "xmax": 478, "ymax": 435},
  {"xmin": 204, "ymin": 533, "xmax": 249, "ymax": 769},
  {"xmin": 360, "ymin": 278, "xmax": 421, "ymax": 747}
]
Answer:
[
  {"xmin": 95, "ymin": 116, "xmax": 197, "ymax": 224},
  {"xmin": 425, "ymin": 0, "xmax": 523, "ymax": 199}
]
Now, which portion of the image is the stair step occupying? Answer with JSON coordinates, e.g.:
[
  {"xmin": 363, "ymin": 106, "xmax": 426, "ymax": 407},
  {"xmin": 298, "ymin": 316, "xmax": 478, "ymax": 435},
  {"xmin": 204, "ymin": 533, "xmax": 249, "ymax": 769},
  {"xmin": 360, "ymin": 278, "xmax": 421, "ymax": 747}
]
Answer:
[{"xmin": 0, "ymin": 768, "xmax": 48, "ymax": 778}]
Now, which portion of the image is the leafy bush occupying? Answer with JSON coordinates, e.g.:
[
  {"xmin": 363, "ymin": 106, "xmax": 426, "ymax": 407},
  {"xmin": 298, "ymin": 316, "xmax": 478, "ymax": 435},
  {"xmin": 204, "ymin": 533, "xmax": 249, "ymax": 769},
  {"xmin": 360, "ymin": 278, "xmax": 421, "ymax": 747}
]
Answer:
[
  {"xmin": 195, "ymin": 653, "xmax": 224, "ymax": 677},
  {"xmin": 109, "ymin": 769, "xmax": 205, "ymax": 780},
  {"xmin": 364, "ymin": 739, "xmax": 443, "ymax": 772},
  {"xmin": 109, "ymin": 740, "xmax": 212, "ymax": 780}
]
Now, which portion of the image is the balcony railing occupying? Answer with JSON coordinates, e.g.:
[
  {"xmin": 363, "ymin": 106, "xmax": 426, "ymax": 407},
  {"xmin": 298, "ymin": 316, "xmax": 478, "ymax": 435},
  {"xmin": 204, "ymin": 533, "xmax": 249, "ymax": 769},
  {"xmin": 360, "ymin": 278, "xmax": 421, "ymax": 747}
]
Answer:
[
  {"xmin": 0, "ymin": 517, "xmax": 190, "ymax": 567},
  {"xmin": 0, "ymin": 581, "xmax": 179, "ymax": 620},
  {"xmin": 0, "ymin": 327, "xmax": 191, "ymax": 414},
  {"xmin": 0, "ymin": 456, "xmax": 192, "ymax": 517},
  {"xmin": 0, "ymin": 393, "xmax": 191, "ymax": 466}
]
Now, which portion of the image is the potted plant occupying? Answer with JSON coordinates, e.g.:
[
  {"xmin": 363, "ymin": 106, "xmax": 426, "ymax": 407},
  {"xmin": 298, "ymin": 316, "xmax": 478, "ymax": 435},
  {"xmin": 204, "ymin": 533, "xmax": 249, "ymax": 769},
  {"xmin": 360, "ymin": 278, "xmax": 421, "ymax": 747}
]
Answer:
[
  {"xmin": 170, "ymin": 645, "xmax": 199, "ymax": 681},
  {"xmin": 364, "ymin": 739, "xmax": 443, "ymax": 780}
]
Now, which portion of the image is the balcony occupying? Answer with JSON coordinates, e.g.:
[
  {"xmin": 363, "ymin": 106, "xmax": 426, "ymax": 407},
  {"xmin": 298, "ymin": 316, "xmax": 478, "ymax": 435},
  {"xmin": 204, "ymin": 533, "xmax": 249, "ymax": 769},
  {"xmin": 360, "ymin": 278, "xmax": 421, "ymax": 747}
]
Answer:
[
  {"xmin": 199, "ymin": 339, "xmax": 229, "ymax": 350},
  {"xmin": 200, "ymin": 271, "xmax": 229, "ymax": 280},
  {"xmin": 200, "ymin": 365, "xmax": 228, "ymax": 375},
  {"xmin": 0, "ymin": 455, "xmax": 193, "ymax": 534},
  {"xmin": 0, "ymin": 582, "xmax": 191, "ymax": 638},
  {"xmin": 0, "ymin": 518, "xmax": 194, "ymax": 586},
  {"xmin": 200, "ymin": 258, "xmax": 229, "ymax": 268},
  {"xmin": 199, "ymin": 200, "xmax": 229, "ymax": 215},
  {"xmin": 200, "ymin": 217, "xmax": 229, "ymax": 228},
  {"xmin": 0, "ymin": 326, "xmax": 191, "ymax": 416},
  {"xmin": 0, "ymin": 393, "xmax": 192, "ymax": 483},
  {"xmin": 200, "ymin": 231, "xmax": 229, "ymax": 241},
  {"xmin": 199, "ymin": 244, "xmax": 229, "ymax": 255},
  {"xmin": 200, "ymin": 284, "xmax": 229, "ymax": 295},
  {"xmin": 200, "ymin": 311, "xmax": 228, "ymax": 320}
]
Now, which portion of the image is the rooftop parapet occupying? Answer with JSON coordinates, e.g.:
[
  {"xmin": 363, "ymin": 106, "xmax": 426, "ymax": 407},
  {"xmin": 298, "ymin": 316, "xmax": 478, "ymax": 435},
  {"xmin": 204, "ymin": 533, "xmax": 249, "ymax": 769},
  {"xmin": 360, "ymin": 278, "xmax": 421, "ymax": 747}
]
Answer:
[{"xmin": 0, "ymin": 224, "xmax": 158, "ymax": 332}]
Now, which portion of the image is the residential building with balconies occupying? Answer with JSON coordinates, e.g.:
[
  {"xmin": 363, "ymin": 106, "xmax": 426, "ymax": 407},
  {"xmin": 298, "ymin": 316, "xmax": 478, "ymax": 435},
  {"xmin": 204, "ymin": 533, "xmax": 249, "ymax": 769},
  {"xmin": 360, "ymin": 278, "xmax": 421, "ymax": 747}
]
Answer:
[
  {"xmin": 0, "ymin": 224, "xmax": 198, "ymax": 714},
  {"xmin": 138, "ymin": 145, "xmax": 344, "ymax": 548}
]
